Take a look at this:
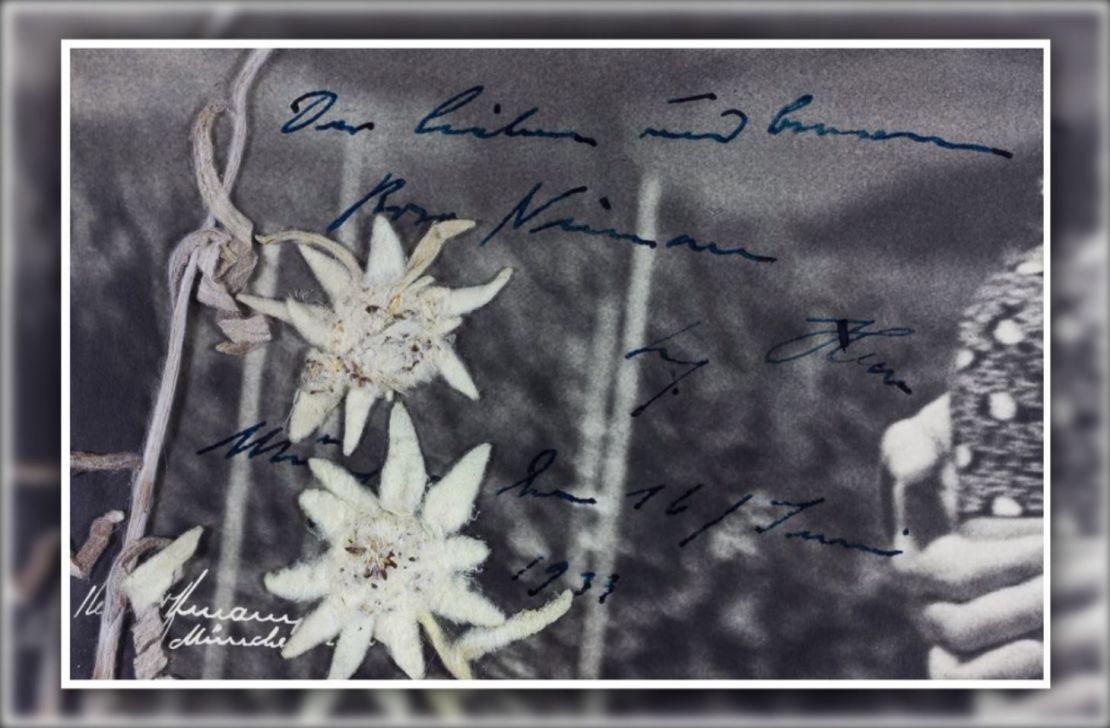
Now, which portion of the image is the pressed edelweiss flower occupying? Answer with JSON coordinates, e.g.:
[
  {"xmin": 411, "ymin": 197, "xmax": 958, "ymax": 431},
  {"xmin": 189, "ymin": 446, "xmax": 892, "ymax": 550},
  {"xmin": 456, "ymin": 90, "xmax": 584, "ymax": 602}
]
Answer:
[
  {"xmin": 265, "ymin": 402, "xmax": 569, "ymax": 679},
  {"xmin": 239, "ymin": 215, "xmax": 513, "ymax": 454}
]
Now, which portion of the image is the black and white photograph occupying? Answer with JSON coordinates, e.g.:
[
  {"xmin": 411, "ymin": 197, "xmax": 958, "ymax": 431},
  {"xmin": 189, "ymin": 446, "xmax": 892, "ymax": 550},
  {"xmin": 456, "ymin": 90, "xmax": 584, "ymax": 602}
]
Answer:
[
  {"xmin": 2, "ymin": 0, "xmax": 1106, "ymax": 723},
  {"xmin": 62, "ymin": 42, "xmax": 1047, "ymax": 684}
]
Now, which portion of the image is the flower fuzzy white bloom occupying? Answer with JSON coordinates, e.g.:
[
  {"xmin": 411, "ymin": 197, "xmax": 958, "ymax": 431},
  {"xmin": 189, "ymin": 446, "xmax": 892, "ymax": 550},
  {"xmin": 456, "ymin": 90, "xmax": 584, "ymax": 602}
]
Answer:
[
  {"xmin": 265, "ymin": 402, "xmax": 567, "ymax": 680},
  {"xmin": 239, "ymin": 215, "xmax": 512, "ymax": 455}
]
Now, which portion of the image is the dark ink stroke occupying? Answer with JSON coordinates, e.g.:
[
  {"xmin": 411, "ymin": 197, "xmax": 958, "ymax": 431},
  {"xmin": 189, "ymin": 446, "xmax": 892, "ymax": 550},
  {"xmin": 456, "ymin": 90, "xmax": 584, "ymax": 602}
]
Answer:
[
  {"xmin": 678, "ymin": 494, "xmax": 754, "ymax": 548},
  {"xmin": 764, "ymin": 317, "xmax": 913, "ymax": 362},
  {"xmin": 640, "ymin": 109, "xmax": 749, "ymax": 144},
  {"xmin": 195, "ymin": 423, "xmax": 378, "ymax": 483},
  {"xmin": 766, "ymin": 317, "xmax": 914, "ymax": 394},
  {"xmin": 668, "ymin": 92, "xmax": 719, "ymax": 104},
  {"xmin": 625, "ymin": 321, "xmax": 710, "ymax": 416},
  {"xmin": 784, "ymin": 529, "xmax": 903, "ymax": 558},
  {"xmin": 415, "ymin": 86, "xmax": 598, "ymax": 147},
  {"xmin": 496, "ymin": 449, "xmax": 597, "ymax": 505},
  {"xmin": 197, "ymin": 422, "xmax": 309, "ymax": 466},
  {"xmin": 480, "ymin": 182, "xmax": 775, "ymax": 263},
  {"xmin": 281, "ymin": 91, "xmax": 375, "ymax": 136},
  {"xmin": 768, "ymin": 94, "xmax": 1013, "ymax": 159},
  {"xmin": 328, "ymin": 172, "xmax": 457, "ymax": 234}
]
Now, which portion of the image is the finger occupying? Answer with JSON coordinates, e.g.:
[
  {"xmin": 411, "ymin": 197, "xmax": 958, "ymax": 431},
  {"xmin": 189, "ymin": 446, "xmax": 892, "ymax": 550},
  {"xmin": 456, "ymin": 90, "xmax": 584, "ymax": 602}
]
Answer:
[
  {"xmin": 928, "ymin": 639, "xmax": 1043, "ymax": 680},
  {"xmin": 919, "ymin": 576, "xmax": 1043, "ymax": 654},
  {"xmin": 894, "ymin": 532, "xmax": 1043, "ymax": 601},
  {"xmin": 881, "ymin": 394, "xmax": 951, "ymax": 485}
]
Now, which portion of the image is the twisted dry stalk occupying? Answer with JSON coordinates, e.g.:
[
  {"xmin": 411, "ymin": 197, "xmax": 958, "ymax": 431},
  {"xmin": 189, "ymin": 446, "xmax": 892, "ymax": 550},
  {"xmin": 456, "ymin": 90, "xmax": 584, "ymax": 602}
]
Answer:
[{"xmin": 90, "ymin": 49, "xmax": 272, "ymax": 679}]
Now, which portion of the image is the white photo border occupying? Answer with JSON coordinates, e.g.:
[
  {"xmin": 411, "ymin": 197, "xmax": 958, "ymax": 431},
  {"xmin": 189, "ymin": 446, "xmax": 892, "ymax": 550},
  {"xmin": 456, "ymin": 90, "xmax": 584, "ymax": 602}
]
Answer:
[{"xmin": 59, "ymin": 37, "xmax": 1052, "ymax": 690}]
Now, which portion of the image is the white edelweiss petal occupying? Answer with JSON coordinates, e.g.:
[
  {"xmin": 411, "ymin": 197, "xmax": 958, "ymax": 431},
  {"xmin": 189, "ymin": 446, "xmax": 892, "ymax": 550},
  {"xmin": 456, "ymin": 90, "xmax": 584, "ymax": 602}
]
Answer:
[
  {"xmin": 308, "ymin": 458, "xmax": 380, "ymax": 513},
  {"xmin": 343, "ymin": 387, "xmax": 380, "ymax": 456},
  {"xmin": 298, "ymin": 489, "xmax": 348, "ymax": 542},
  {"xmin": 432, "ymin": 579, "xmax": 506, "ymax": 627},
  {"xmin": 365, "ymin": 215, "xmax": 407, "ymax": 286},
  {"xmin": 374, "ymin": 609, "xmax": 425, "ymax": 679},
  {"xmin": 237, "ymin": 293, "xmax": 291, "ymax": 323},
  {"xmin": 379, "ymin": 403, "xmax": 427, "ymax": 515},
  {"xmin": 123, "ymin": 527, "xmax": 203, "ymax": 610},
  {"xmin": 298, "ymin": 244, "xmax": 355, "ymax": 302},
  {"xmin": 285, "ymin": 299, "xmax": 335, "ymax": 349},
  {"xmin": 399, "ymin": 219, "xmax": 477, "ymax": 289},
  {"xmin": 282, "ymin": 596, "xmax": 349, "ymax": 659},
  {"xmin": 455, "ymin": 590, "xmax": 573, "ymax": 661},
  {"xmin": 264, "ymin": 560, "xmax": 330, "ymax": 602},
  {"xmin": 424, "ymin": 536, "xmax": 491, "ymax": 574},
  {"xmin": 442, "ymin": 536, "xmax": 491, "ymax": 572},
  {"xmin": 431, "ymin": 316, "xmax": 463, "ymax": 336},
  {"xmin": 421, "ymin": 443, "xmax": 491, "ymax": 534},
  {"xmin": 327, "ymin": 617, "xmax": 376, "ymax": 679},
  {"xmin": 442, "ymin": 268, "xmax": 513, "ymax": 317},
  {"xmin": 436, "ymin": 346, "xmax": 480, "ymax": 401},
  {"xmin": 288, "ymin": 387, "xmax": 344, "ymax": 442}
]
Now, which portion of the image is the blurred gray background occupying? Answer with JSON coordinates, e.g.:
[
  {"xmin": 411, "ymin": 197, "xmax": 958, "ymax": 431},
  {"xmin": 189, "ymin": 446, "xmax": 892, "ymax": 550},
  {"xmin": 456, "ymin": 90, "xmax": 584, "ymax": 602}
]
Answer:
[{"xmin": 1, "ymin": 0, "xmax": 1104, "ymax": 724}]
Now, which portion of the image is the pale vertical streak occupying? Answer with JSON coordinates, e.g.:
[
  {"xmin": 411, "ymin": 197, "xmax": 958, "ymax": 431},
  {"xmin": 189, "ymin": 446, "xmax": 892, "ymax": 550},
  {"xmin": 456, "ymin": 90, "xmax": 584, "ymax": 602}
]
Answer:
[
  {"xmin": 336, "ymin": 140, "xmax": 365, "ymax": 250},
  {"xmin": 320, "ymin": 144, "xmax": 366, "ymax": 438},
  {"xmin": 576, "ymin": 175, "xmax": 660, "ymax": 678},
  {"xmin": 571, "ymin": 298, "xmax": 620, "ymax": 499},
  {"xmin": 202, "ymin": 241, "xmax": 281, "ymax": 678}
]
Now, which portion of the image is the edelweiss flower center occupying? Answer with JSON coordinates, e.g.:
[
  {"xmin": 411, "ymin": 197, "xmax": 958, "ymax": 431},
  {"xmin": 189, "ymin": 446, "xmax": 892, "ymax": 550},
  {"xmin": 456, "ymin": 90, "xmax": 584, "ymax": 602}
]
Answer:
[
  {"xmin": 334, "ymin": 511, "xmax": 433, "ymax": 613},
  {"xmin": 327, "ymin": 289, "xmax": 444, "ymax": 391}
]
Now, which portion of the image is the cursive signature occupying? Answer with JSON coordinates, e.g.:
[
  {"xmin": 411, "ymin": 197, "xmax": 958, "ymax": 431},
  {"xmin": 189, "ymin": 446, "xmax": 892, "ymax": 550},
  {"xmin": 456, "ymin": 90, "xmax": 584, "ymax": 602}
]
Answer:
[
  {"xmin": 478, "ymin": 182, "xmax": 776, "ymax": 263},
  {"xmin": 765, "ymin": 317, "xmax": 914, "ymax": 394}
]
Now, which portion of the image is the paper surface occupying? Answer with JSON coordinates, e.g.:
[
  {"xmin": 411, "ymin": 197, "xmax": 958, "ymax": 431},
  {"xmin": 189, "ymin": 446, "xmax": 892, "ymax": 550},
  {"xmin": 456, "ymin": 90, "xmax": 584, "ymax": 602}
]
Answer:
[{"xmin": 64, "ymin": 43, "xmax": 1047, "ymax": 683}]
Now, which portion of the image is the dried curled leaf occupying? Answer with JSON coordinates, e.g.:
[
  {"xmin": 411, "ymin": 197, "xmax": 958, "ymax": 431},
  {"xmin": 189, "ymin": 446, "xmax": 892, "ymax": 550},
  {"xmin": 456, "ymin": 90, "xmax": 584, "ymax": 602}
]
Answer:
[
  {"xmin": 454, "ymin": 589, "xmax": 573, "ymax": 662},
  {"xmin": 71, "ymin": 510, "xmax": 125, "ymax": 580},
  {"xmin": 123, "ymin": 526, "xmax": 203, "ymax": 610}
]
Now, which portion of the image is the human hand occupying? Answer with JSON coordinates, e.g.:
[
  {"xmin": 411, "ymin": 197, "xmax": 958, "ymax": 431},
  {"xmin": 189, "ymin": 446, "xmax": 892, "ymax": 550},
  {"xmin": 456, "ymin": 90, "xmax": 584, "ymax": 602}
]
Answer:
[{"xmin": 882, "ymin": 394, "xmax": 1045, "ymax": 679}]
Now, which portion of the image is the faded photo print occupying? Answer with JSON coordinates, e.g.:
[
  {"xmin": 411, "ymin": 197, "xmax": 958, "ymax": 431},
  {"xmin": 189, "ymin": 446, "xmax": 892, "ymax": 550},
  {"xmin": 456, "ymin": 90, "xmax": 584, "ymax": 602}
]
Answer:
[{"xmin": 63, "ymin": 44, "xmax": 1047, "ymax": 683}]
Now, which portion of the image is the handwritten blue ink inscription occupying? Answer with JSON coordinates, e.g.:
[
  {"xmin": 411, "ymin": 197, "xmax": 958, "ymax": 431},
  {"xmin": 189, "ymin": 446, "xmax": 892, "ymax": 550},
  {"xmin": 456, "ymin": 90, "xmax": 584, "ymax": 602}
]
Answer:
[
  {"xmin": 479, "ymin": 182, "xmax": 777, "ymax": 263},
  {"xmin": 766, "ymin": 318, "xmax": 914, "ymax": 394},
  {"xmin": 625, "ymin": 321, "xmax": 710, "ymax": 416},
  {"xmin": 495, "ymin": 449, "xmax": 598, "ymax": 505},
  {"xmin": 196, "ymin": 422, "xmax": 380, "ymax": 482},
  {"xmin": 415, "ymin": 86, "xmax": 598, "ymax": 147},
  {"xmin": 768, "ymin": 94, "xmax": 1014, "ymax": 159},
  {"xmin": 640, "ymin": 92, "xmax": 749, "ymax": 144},
  {"xmin": 281, "ymin": 91, "xmax": 375, "ymax": 136},
  {"xmin": 282, "ymin": 88, "xmax": 1013, "ymax": 160},
  {"xmin": 328, "ymin": 172, "xmax": 457, "ymax": 234}
]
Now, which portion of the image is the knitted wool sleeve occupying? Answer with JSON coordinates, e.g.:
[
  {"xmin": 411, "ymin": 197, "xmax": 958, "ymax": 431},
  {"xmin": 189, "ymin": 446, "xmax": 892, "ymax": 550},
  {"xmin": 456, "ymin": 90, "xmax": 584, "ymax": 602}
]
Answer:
[{"xmin": 948, "ymin": 244, "xmax": 1045, "ymax": 519}]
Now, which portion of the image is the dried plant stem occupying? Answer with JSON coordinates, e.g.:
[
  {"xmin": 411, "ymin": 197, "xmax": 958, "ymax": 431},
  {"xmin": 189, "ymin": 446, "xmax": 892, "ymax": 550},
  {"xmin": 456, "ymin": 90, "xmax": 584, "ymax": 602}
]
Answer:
[
  {"xmin": 70, "ymin": 451, "xmax": 142, "ymax": 472},
  {"xmin": 70, "ymin": 510, "xmax": 125, "ymax": 579},
  {"xmin": 92, "ymin": 254, "xmax": 199, "ymax": 679},
  {"xmin": 87, "ymin": 48, "xmax": 271, "ymax": 680},
  {"xmin": 92, "ymin": 537, "xmax": 170, "ymax": 679},
  {"xmin": 417, "ymin": 612, "xmax": 472, "ymax": 680},
  {"xmin": 256, "ymin": 230, "xmax": 363, "ymax": 275}
]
